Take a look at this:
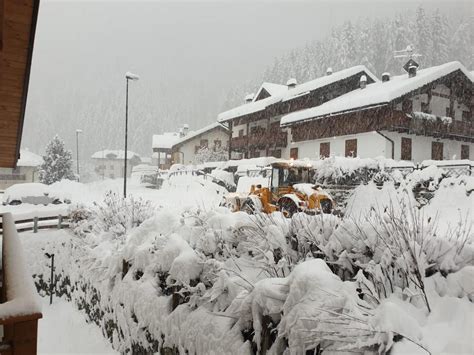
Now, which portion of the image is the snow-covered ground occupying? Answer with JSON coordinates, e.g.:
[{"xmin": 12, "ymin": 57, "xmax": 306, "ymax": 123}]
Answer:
[
  {"xmin": 13, "ymin": 163, "xmax": 474, "ymax": 354},
  {"xmin": 38, "ymin": 296, "xmax": 117, "ymax": 354}
]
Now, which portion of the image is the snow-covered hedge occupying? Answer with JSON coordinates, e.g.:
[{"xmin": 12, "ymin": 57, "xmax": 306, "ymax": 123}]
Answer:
[{"xmin": 23, "ymin": 167, "xmax": 473, "ymax": 354}]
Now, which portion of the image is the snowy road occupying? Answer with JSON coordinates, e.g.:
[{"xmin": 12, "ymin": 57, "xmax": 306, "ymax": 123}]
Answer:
[{"xmin": 38, "ymin": 297, "xmax": 116, "ymax": 355}]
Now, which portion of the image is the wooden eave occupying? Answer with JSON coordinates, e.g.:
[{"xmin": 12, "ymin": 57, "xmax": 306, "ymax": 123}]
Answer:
[{"xmin": 0, "ymin": 0, "xmax": 40, "ymax": 168}]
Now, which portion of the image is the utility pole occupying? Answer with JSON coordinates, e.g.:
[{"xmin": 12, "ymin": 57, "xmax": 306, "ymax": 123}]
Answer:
[
  {"xmin": 124, "ymin": 72, "xmax": 139, "ymax": 198},
  {"xmin": 75, "ymin": 129, "xmax": 82, "ymax": 181}
]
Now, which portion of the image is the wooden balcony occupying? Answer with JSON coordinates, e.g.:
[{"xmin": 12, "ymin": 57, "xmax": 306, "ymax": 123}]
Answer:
[
  {"xmin": 390, "ymin": 114, "xmax": 474, "ymax": 142},
  {"xmin": 230, "ymin": 136, "xmax": 249, "ymax": 151},
  {"xmin": 231, "ymin": 130, "xmax": 288, "ymax": 151},
  {"xmin": 0, "ymin": 213, "xmax": 42, "ymax": 355}
]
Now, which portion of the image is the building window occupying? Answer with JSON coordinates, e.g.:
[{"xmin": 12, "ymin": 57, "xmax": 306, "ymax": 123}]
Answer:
[
  {"xmin": 238, "ymin": 129, "xmax": 244, "ymax": 138},
  {"xmin": 195, "ymin": 146, "xmax": 200, "ymax": 153},
  {"xmin": 461, "ymin": 145, "xmax": 470, "ymax": 160},
  {"xmin": 401, "ymin": 137, "xmax": 412, "ymax": 161},
  {"xmin": 462, "ymin": 111, "xmax": 470, "ymax": 122},
  {"xmin": 345, "ymin": 139, "xmax": 357, "ymax": 157},
  {"xmin": 251, "ymin": 150, "xmax": 260, "ymax": 158},
  {"xmin": 214, "ymin": 140, "xmax": 221, "ymax": 150},
  {"xmin": 319, "ymin": 142, "xmax": 330, "ymax": 158},
  {"xmin": 446, "ymin": 107, "xmax": 450, "ymax": 117},
  {"xmin": 200, "ymin": 139, "xmax": 208, "ymax": 148},
  {"xmin": 290, "ymin": 147, "xmax": 299, "ymax": 160},
  {"xmin": 421, "ymin": 102, "xmax": 429, "ymax": 113},
  {"xmin": 431, "ymin": 141, "xmax": 443, "ymax": 160},
  {"xmin": 270, "ymin": 149, "xmax": 281, "ymax": 158}
]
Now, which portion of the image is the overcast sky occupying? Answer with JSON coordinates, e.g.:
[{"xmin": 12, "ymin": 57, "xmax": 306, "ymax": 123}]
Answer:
[{"xmin": 23, "ymin": 0, "xmax": 472, "ymax": 158}]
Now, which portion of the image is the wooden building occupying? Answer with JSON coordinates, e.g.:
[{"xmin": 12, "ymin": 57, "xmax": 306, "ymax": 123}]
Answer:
[
  {"xmin": 0, "ymin": 0, "xmax": 39, "ymax": 168},
  {"xmin": 280, "ymin": 61, "xmax": 473, "ymax": 162},
  {"xmin": 218, "ymin": 66, "xmax": 378, "ymax": 160},
  {"xmin": 1, "ymin": 1, "xmax": 42, "ymax": 355}
]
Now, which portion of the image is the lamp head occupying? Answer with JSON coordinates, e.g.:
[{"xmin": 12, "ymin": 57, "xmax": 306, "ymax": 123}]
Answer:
[{"xmin": 125, "ymin": 72, "xmax": 140, "ymax": 81}]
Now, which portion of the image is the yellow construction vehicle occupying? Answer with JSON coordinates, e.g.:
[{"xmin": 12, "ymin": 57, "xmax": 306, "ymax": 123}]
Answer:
[{"xmin": 222, "ymin": 161, "xmax": 334, "ymax": 217}]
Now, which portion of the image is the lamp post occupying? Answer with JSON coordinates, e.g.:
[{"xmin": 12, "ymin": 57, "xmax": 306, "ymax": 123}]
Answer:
[
  {"xmin": 45, "ymin": 253, "xmax": 55, "ymax": 305},
  {"xmin": 75, "ymin": 129, "xmax": 82, "ymax": 181},
  {"xmin": 124, "ymin": 72, "xmax": 139, "ymax": 198}
]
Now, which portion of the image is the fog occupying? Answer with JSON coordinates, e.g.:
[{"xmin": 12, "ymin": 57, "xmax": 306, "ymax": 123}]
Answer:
[{"xmin": 23, "ymin": 0, "xmax": 471, "ymax": 161}]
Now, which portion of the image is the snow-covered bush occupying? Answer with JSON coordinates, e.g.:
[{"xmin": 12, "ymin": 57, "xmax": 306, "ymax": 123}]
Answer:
[
  {"xmin": 39, "ymin": 135, "xmax": 76, "ymax": 184},
  {"xmin": 194, "ymin": 146, "xmax": 228, "ymax": 164},
  {"xmin": 81, "ymin": 191, "xmax": 155, "ymax": 239},
  {"xmin": 312, "ymin": 156, "xmax": 401, "ymax": 186},
  {"xmin": 69, "ymin": 204, "xmax": 94, "ymax": 238}
]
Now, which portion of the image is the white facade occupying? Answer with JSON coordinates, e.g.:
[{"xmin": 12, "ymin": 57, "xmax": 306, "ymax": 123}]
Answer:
[
  {"xmin": 173, "ymin": 127, "xmax": 229, "ymax": 165},
  {"xmin": 287, "ymin": 131, "xmax": 473, "ymax": 162},
  {"xmin": 0, "ymin": 150, "xmax": 42, "ymax": 190},
  {"xmin": 91, "ymin": 151, "xmax": 141, "ymax": 179}
]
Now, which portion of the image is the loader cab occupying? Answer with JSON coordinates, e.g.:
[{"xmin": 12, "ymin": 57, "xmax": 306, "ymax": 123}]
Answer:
[{"xmin": 270, "ymin": 162, "xmax": 312, "ymax": 193}]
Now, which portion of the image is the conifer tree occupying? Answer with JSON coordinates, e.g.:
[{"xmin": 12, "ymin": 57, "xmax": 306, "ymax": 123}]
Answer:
[
  {"xmin": 39, "ymin": 135, "xmax": 76, "ymax": 185},
  {"xmin": 431, "ymin": 9, "xmax": 450, "ymax": 65}
]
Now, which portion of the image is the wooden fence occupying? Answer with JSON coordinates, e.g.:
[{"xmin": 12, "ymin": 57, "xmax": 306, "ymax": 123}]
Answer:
[{"xmin": 0, "ymin": 214, "xmax": 69, "ymax": 236}]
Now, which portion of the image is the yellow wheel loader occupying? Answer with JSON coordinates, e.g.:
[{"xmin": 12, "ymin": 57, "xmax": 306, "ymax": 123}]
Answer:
[{"xmin": 222, "ymin": 161, "xmax": 334, "ymax": 217}]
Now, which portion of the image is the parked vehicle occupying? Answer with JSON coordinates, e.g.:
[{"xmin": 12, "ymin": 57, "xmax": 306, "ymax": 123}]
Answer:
[{"xmin": 2, "ymin": 183, "xmax": 71, "ymax": 206}]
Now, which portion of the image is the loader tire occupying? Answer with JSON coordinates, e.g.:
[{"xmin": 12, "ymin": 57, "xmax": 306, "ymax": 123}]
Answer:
[{"xmin": 279, "ymin": 198, "xmax": 298, "ymax": 218}]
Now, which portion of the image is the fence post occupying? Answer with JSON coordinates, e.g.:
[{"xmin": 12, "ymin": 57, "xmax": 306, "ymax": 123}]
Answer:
[
  {"xmin": 33, "ymin": 216, "xmax": 38, "ymax": 233},
  {"xmin": 58, "ymin": 215, "xmax": 62, "ymax": 229}
]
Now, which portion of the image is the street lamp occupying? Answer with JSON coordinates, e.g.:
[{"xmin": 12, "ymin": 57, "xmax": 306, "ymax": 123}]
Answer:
[
  {"xmin": 124, "ymin": 72, "xmax": 139, "ymax": 198},
  {"xmin": 75, "ymin": 129, "xmax": 82, "ymax": 181}
]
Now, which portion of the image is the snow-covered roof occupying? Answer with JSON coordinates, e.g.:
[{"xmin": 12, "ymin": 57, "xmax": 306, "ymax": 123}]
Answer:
[
  {"xmin": 254, "ymin": 82, "xmax": 288, "ymax": 99},
  {"xmin": 172, "ymin": 122, "xmax": 228, "ymax": 147},
  {"xmin": 218, "ymin": 65, "xmax": 378, "ymax": 122},
  {"xmin": 91, "ymin": 150, "xmax": 140, "ymax": 160},
  {"xmin": 17, "ymin": 149, "xmax": 43, "ymax": 167},
  {"xmin": 281, "ymin": 61, "xmax": 473, "ymax": 126},
  {"xmin": 152, "ymin": 132, "xmax": 180, "ymax": 150}
]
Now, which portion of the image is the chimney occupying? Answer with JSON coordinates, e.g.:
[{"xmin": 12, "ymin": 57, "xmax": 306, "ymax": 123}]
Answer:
[
  {"xmin": 326, "ymin": 67, "xmax": 333, "ymax": 76},
  {"xmin": 183, "ymin": 124, "xmax": 189, "ymax": 136},
  {"xmin": 179, "ymin": 127, "xmax": 184, "ymax": 138},
  {"xmin": 286, "ymin": 78, "xmax": 297, "ymax": 89},
  {"xmin": 382, "ymin": 72, "xmax": 391, "ymax": 82},
  {"xmin": 359, "ymin": 75, "xmax": 367, "ymax": 89},
  {"xmin": 244, "ymin": 93, "xmax": 254, "ymax": 103},
  {"xmin": 408, "ymin": 65, "xmax": 417, "ymax": 78}
]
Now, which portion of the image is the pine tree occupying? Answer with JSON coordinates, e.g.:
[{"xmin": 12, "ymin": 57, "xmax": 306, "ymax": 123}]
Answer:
[
  {"xmin": 39, "ymin": 135, "xmax": 76, "ymax": 185},
  {"xmin": 430, "ymin": 9, "xmax": 450, "ymax": 65},
  {"xmin": 450, "ymin": 20, "xmax": 473, "ymax": 68},
  {"xmin": 414, "ymin": 5, "xmax": 432, "ymax": 66}
]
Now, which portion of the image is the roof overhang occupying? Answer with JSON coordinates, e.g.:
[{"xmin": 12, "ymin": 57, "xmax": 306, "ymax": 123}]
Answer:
[{"xmin": 0, "ymin": 0, "xmax": 40, "ymax": 168}]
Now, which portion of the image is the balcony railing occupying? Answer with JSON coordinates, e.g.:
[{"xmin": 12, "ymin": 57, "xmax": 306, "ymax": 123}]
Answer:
[
  {"xmin": 231, "ymin": 130, "xmax": 288, "ymax": 150},
  {"xmin": 0, "ymin": 213, "xmax": 42, "ymax": 354}
]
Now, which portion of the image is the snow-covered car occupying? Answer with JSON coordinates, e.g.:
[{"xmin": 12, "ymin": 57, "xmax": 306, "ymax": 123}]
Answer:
[{"xmin": 2, "ymin": 183, "xmax": 71, "ymax": 206}]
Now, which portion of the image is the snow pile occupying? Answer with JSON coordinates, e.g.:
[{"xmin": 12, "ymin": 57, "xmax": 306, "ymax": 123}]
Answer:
[
  {"xmin": 210, "ymin": 169, "xmax": 235, "ymax": 188},
  {"xmin": 19, "ymin": 167, "xmax": 474, "ymax": 355},
  {"xmin": 0, "ymin": 213, "xmax": 42, "ymax": 320}
]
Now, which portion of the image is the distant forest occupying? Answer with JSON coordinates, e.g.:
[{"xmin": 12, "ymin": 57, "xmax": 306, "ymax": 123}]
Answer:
[{"xmin": 222, "ymin": 6, "xmax": 473, "ymax": 109}]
